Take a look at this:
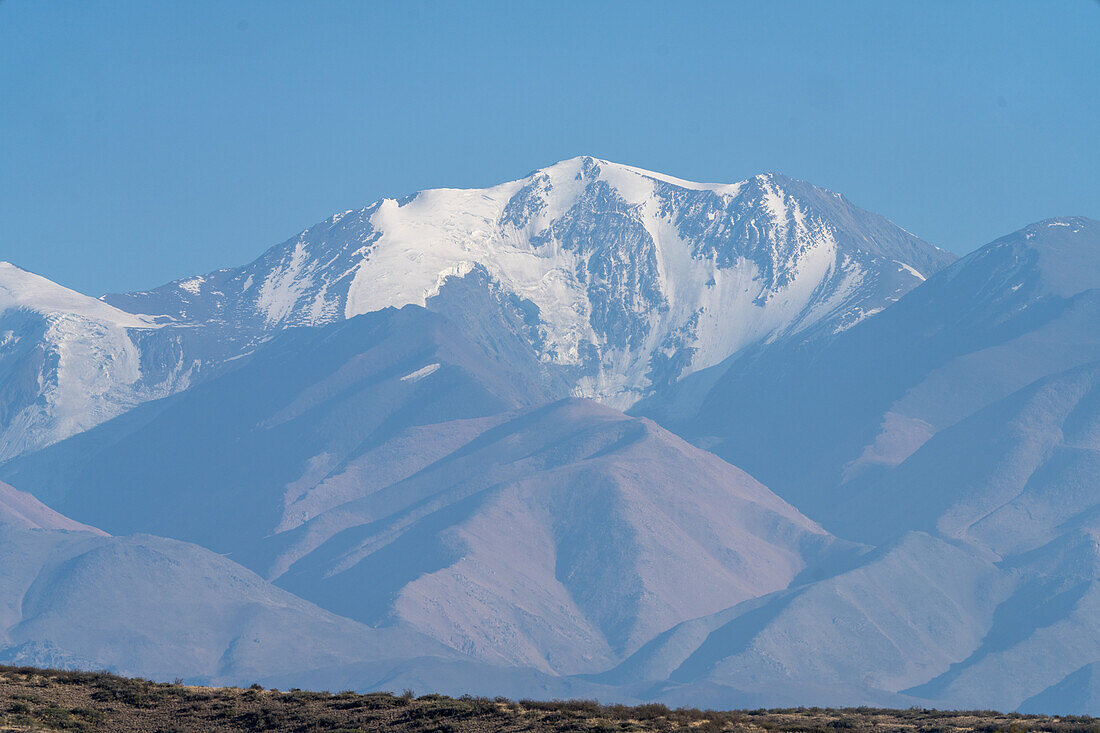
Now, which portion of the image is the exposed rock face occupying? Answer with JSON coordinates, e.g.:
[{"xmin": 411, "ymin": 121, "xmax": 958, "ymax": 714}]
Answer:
[{"xmin": 105, "ymin": 157, "xmax": 951, "ymax": 409}]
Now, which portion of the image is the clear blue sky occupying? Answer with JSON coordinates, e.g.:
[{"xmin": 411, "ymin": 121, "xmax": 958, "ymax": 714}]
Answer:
[{"xmin": 2, "ymin": 1, "xmax": 1098, "ymax": 295}]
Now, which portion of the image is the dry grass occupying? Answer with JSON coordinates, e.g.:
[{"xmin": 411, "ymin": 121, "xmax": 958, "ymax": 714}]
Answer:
[{"xmin": 0, "ymin": 665, "xmax": 1096, "ymax": 732}]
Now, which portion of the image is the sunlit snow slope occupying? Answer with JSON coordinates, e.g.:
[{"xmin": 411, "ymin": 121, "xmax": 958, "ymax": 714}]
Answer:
[
  {"xmin": 108, "ymin": 156, "xmax": 953, "ymax": 408},
  {"xmin": 0, "ymin": 263, "xmax": 193, "ymax": 461},
  {"xmin": 0, "ymin": 158, "xmax": 951, "ymax": 463}
]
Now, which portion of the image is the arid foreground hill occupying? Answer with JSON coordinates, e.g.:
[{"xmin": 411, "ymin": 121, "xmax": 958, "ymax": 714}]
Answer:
[{"xmin": 0, "ymin": 665, "xmax": 1097, "ymax": 733}]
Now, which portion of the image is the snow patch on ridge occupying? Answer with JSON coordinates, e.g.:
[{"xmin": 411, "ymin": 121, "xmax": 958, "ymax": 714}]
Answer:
[
  {"xmin": 256, "ymin": 240, "xmax": 316, "ymax": 325},
  {"xmin": 896, "ymin": 261, "xmax": 926, "ymax": 281},
  {"xmin": 401, "ymin": 363, "xmax": 441, "ymax": 383},
  {"xmin": 178, "ymin": 276, "xmax": 206, "ymax": 294}
]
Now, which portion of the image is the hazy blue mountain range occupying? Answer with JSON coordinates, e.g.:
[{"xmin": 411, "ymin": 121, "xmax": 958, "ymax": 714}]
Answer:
[
  {"xmin": 622, "ymin": 217, "xmax": 1100, "ymax": 712},
  {"xmin": 1, "ymin": 305, "xmax": 842, "ymax": 678},
  {"xmin": 0, "ymin": 480, "xmax": 454, "ymax": 686},
  {"xmin": 636, "ymin": 218, "xmax": 1100, "ymax": 527},
  {"xmin": 0, "ymin": 160, "xmax": 1096, "ymax": 713}
]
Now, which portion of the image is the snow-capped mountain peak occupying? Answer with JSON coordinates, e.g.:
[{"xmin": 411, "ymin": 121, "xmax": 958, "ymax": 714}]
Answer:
[{"xmin": 108, "ymin": 157, "xmax": 955, "ymax": 407}]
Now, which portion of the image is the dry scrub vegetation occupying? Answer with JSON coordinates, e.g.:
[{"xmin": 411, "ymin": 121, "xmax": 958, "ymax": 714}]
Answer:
[{"xmin": 0, "ymin": 665, "xmax": 1097, "ymax": 732}]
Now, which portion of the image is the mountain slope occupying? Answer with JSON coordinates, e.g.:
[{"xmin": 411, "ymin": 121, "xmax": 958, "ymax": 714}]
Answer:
[
  {"xmin": 1, "ymin": 305, "xmax": 839, "ymax": 676},
  {"xmin": 106, "ymin": 157, "xmax": 953, "ymax": 408},
  {"xmin": 636, "ymin": 217, "xmax": 1100, "ymax": 525},
  {"xmin": 597, "ymin": 531, "xmax": 1008, "ymax": 709},
  {"xmin": 0, "ymin": 529, "xmax": 447, "ymax": 686},
  {"xmin": 271, "ymin": 398, "xmax": 838, "ymax": 674},
  {"xmin": 838, "ymin": 360, "xmax": 1100, "ymax": 711},
  {"xmin": 0, "ymin": 480, "xmax": 102, "ymax": 534},
  {"xmin": 0, "ymin": 263, "xmax": 194, "ymax": 462},
  {"xmin": 0, "ymin": 483, "xmax": 449, "ymax": 687},
  {"xmin": 1021, "ymin": 663, "xmax": 1100, "ymax": 716},
  {"xmin": 2, "ymin": 305, "xmax": 559, "ymax": 550},
  {"xmin": 599, "ymin": 218, "xmax": 1100, "ymax": 711},
  {"xmin": 592, "ymin": 473, "xmax": 1100, "ymax": 713},
  {"xmin": 838, "ymin": 360, "xmax": 1100, "ymax": 550},
  {"xmin": 617, "ymin": 283, "xmax": 1100, "ymax": 711}
]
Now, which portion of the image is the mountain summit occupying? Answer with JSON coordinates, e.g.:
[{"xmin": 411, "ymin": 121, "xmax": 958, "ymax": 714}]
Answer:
[
  {"xmin": 0, "ymin": 159, "xmax": 953, "ymax": 463},
  {"xmin": 107, "ymin": 157, "xmax": 954, "ymax": 407}
]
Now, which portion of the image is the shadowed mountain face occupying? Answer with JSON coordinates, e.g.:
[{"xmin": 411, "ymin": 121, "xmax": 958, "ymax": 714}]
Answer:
[
  {"xmin": 836, "ymin": 360, "xmax": 1100, "ymax": 552},
  {"xmin": 1, "ymin": 305, "xmax": 559, "ymax": 550},
  {"xmin": 597, "ymin": 359, "xmax": 1100, "ymax": 710},
  {"xmin": 1021, "ymin": 663, "xmax": 1100, "ymax": 717},
  {"xmin": 636, "ymin": 217, "xmax": 1100, "ymax": 528},
  {"xmin": 609, "ymin": 218, "xmax": 1100, "ymax": 712},
  {"xmin": 1, "ymin": 305, "xmax": 838, "ymax": 676},
  {"xmin": 0, "ymin": 481, "xmax": 449, "ymax": 687},
  {"xmin": 845, "ymin": 360, "xmax": 1100, "ymax": 712}
]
